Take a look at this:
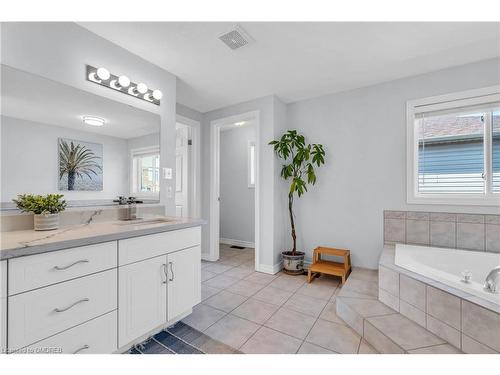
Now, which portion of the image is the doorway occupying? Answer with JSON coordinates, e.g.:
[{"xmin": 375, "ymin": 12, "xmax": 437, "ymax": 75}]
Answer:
[
  {"xmin": 209, "ymin": 111, "xmax": 260, "ymax": 270},
  {"xmin": 175, "ymin": 115, "xmax": 201, "ymax": 218}
]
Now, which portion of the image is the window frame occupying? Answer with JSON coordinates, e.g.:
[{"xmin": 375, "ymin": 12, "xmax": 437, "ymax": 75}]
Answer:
[
  {"xmin": 130, "ymin": 146, "xmax": 161, "ymax": 199},
  {"xmin": 406, "ymin": 85, "xmax": 500, "ymax": 206}
]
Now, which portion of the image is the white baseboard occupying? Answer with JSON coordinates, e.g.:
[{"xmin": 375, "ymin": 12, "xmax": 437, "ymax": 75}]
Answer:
[
  {"xmin": 201, "ymin": 253, "xmax": 218, "ymax": 262},
  {"xmin": 220, "ymin": 237, "xmax": 255, "ymax": 249},
  {"xmin": 258, "ymin": 261, "xmax": 283, "ymax": 275}
]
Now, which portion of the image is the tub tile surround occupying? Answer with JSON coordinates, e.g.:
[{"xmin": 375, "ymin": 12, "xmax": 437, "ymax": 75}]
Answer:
[
  {"xmin": 378, "ymin": 245, "xmax": 500, "ymax": 354},
  {"xmin": 384, "ymin": 210, "xmax": 500, "ymax": 253}
]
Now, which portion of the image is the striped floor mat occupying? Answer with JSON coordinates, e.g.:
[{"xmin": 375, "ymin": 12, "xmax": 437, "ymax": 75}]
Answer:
[{"xmin": 127, "ymin": 321, "xmax": 240, "ymax": 354}]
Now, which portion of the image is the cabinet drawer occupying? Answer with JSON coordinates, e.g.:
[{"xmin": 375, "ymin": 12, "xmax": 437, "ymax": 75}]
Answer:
[
  {"xmin": 9, "ymin": 241, "xmax": 117, "ymax": 295},
  {"xmin": 14, "ymin": 311, "xmax": 117, "ymax": 354},
  {"xmin": 8, "ymin": 269, "xmax": 117, "ymax": 350},
  {"xmin": 119, "ymin": 226, "xmax": 201, "ymax": 266}
]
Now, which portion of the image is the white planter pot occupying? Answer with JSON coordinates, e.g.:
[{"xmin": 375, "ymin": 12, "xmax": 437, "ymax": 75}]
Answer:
[
  {"xmin": 282, "ymin": 251, "xmax": 305, "ymax": 275},
  {"xmin": 34, "ymin": 213, "xmax": 60, "ymax": 231}
]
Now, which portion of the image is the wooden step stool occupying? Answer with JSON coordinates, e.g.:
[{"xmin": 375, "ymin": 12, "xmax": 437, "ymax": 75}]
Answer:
[{"xmin": 307, "ymin": 246, "xmax": 351, "ymax": 284}]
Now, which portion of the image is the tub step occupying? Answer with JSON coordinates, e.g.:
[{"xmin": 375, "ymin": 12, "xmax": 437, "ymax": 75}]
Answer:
[{"xmin": 335, "ymin": 269, "xmax": 462, "ymax": 354}]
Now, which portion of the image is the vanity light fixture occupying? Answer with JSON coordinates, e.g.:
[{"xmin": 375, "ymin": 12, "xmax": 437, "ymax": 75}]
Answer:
[
  {"xmin": 83, "ymin": 116, "xmax": 105, "ymax": 127},
  {"xmin": 86, "ymin": 65, "xmax": 162, "ymax": 106}
]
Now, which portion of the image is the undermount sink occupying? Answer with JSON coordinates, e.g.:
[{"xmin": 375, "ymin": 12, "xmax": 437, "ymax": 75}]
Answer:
[{"xmin": 116, "ymin": 217, "xmax": 175, "ymax": 226}]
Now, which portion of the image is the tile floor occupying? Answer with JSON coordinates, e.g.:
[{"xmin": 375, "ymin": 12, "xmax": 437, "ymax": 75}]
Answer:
[{"xmin": 181, "ymin": 243, "xmax": 377, "ymax": 354}]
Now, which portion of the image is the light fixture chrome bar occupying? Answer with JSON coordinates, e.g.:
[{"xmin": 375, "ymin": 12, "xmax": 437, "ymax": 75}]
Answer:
[{"xmin": 86, "ymin": 65, "xmax": 162, "ymax": 106}]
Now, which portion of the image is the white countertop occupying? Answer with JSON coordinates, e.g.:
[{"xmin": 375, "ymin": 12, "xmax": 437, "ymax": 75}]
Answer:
[{"xmin": 0, "ymin": 216, "xmax": 205, "ymax": 260}]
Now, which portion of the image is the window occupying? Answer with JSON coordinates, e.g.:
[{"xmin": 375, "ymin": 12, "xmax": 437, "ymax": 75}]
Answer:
[
  {"xmin": 248, "ymin": 141, "xmax": 255, "ymax": 188},
  {"xmin": 407, "ymin": 86, "xmax": 500, "ymax": 205},
  {"xmin": 131, "ymin": 148, "xmax": 160, "ymax": 196}
]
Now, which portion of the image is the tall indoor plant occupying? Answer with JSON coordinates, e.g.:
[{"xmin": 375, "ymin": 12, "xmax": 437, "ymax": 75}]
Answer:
[
  {"xmin": 13, "ymin": 194, "xmax": 67, "ymax": 231},
  {"xmin": 270, "ymin": 130, "xmax": 325, "ymax": 275}
]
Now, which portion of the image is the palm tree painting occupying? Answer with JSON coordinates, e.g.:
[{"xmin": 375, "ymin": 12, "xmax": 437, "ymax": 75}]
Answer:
[{"xmin": 58, "ymin": 138, "xmax": 103, "ymax": 191}]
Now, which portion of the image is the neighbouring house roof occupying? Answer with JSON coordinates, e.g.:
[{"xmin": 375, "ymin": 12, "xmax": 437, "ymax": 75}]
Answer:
[{"xmin": 419, "ymin": 113, "xmax": 500, "ymax": 142}]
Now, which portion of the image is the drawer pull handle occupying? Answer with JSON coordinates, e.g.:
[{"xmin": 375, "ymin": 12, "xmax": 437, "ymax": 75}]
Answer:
[
  {"xmin": 169, "ymin": 262, "xmax": 174, "ymax": 282},
  {"xmin": 53, "ymin": 259, "xmax": 89, "ymax": 271},
  {"xmin": 54, "ymin": 298, "xmax": 89, "ymax": 313},
  {"xmin": 162, "ymin": 264, "xmax": 168, "ymax": 284},
  {"xmin": 73, "ymin": 345, "xmax": 90, "ymax": 354}
]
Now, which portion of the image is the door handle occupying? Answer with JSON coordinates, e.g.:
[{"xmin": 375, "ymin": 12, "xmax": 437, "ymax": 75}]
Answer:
[
  {"xmin": 169, "ymin": 262, "xmax": 174, "ymax": 281},
  {"xmin": 162, "ymin": 264, "xmax": 168, "ymax": 284},
  {"xmin": 53, "ymin": 259, "xmax": 89, "ymax": 271},
  {"xmin": 54, "ymin": 298, "xmax": 89, "ymax": 313},
  {"xmin": 73, "ymin": 344, "xmax": 90, "ymax": 354}
]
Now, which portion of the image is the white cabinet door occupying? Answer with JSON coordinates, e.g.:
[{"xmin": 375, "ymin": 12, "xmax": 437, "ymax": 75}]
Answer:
[
  {"xmin": 118, "ymin": 256, "xmax": 167, "ymax": 348},
  {"xmin": 167, "ymin": 246, "xmax": 201, "ymax": 321}
]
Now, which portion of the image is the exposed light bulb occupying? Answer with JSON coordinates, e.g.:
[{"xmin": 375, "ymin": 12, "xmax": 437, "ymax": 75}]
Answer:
[
  {"xmin": 82, "ymin": 116, "xmax": 105, "ymax": 127},
  {"xmin": 96, "ymin": 67, "xmax": 110, "ymax": 81},
  {"xmin": 135, "ymin": 83, "xmax": 148, "ymax": 95},
  {"xmin": 152, "ymin": 89, "xmax": 163, "ymax": 100},
  {"xmin": 118, "ymin": 75, "xmax": 130, "ymax": 88}
]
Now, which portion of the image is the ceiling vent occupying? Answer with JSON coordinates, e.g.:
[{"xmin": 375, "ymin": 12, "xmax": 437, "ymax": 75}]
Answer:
[{"xmin": 218, "ymin": 25, "xmax": 253, "ymax": 50}]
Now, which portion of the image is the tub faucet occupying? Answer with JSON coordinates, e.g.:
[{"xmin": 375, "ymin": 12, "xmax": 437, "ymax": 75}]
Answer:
[{"xmin": 484, "ymin": 266, "xmax": 500, "ymax": 293}]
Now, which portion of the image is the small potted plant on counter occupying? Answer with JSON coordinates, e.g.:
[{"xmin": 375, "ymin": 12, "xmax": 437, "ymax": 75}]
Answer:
[
  {"xmin": 269, "ymin": 130, "xmax": 326, "ymax": 275},
  {"xmin": 13, "ymin": 194, "xmax": 67, "ymax": 231}
]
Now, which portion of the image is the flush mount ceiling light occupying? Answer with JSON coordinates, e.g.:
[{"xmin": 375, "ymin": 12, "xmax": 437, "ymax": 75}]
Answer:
[
  {"xmin": 86, "ymin": 65, "xmax": 162, "ymax": 106},
  {"xmin": 82, "ymin": 116, "xmax": 105, "ymax": 127},
  {"xmin": 234, "ymin": 121, "xmax": 246, "ymax": 126}
]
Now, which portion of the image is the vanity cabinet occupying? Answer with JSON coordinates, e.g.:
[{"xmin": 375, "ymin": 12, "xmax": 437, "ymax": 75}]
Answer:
[
  {"xmin": 117, "ymin": 227, "xmax": 201, "ymax": 348},
  {"xmin": 3, "ymin": 225, "xmax": 202, "ymax": 354},
  {"xmin": 118, "ymin": 255, "xmax": 168, "ymax": 347}
]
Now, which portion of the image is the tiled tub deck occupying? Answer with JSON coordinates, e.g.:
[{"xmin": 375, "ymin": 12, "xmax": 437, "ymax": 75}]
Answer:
[{"xmin": 378, "ymin": 245, "xmax": 500, "ymax": 353}]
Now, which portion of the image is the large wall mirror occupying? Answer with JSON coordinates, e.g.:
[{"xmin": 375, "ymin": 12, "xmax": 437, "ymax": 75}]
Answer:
[{"xmin": 0, "ymin": 65, "xmax": 161, "ymax": 209}]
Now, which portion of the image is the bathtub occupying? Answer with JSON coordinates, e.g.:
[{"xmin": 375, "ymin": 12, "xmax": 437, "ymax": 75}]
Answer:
[{"xmin": 395, "ymin": 243, "xmax": 500, "ymax": 306}]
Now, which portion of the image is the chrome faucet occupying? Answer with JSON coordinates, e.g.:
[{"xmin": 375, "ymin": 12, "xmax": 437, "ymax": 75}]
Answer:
[
  {"xmin": 484, "ymin": 266, "xmax": 500, "ymax": 293},
  {"xmin": 113, "ymin": 196, "xmax": 143, "ymax": 221}
]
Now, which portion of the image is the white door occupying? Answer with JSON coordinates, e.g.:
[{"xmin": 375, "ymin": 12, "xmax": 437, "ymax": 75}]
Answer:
[
  {"xmin": 118, "ymin": 256, "xmax": 167, "ymax": 347},
  {"xmin": 167, "ymin": 246, "xmax": 201, "ymax": 321},
  {"xmin": 175, "ymin": 124, "xmax": 190, "ymax": 217}
]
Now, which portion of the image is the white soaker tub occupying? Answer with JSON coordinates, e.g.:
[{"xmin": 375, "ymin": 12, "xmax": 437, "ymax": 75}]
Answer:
[{"xmin": 395, "ymin": 243, "xmax": 500, "ymax": 306}]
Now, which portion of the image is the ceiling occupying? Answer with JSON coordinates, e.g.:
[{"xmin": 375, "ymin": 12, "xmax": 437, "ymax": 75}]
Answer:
[
  {"xmin": 1, "ymin": 65, "xmax": 160, "ymax": 139},
  {"xmin": 79, "ymin": 22, "xmax": 500, "ymax": 113}
]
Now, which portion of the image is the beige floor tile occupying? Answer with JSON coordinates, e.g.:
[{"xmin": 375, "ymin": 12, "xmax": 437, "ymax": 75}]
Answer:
[
  {"xmin": 253, "ymin": 285, "xmax": 294, "ymax": 305},
  {"xmin": 203, "ymin": 263, "xmax": 234, "ymax": 274},
  {"xmin": 181, "ymin": 304, "xmax": 227, "ymax": 331},
  {"xmin": 268, "ymin": 274, "xmax": 307, "ymax": 292},
  {"xmin": 240, "ymin": 327, "xmax": 302, "ymax": 354},
  {"xmin": 223, "ymin": 266, "xmax": 255, "ymax": 279},
  {"xmin": 319, "ymin": 302, "xmax": 346, "ymax": 325},
  {"xmin": 367, "ymin": 314, "xmax": 445, "ymax": 351},
  {"xmin": 203, "ymin": 290, "xmax": 247, "ymax": 312},
  {"xmin": 232, "ymin": 298, "xmax": 280, "ymax": 324},
  {"xmin": 244, "ymin": 272, "xmax": 278, "ymax": 285},
  {"xmin": 339, "ymin": 296, "xmax": 396, "ymax": 318},
  {"xmin": 201, "ymin": 269, "xmax": 217, "ymax": 282},
  {"xmin": 204, "ymin": 274, "xmax": 239, "ymax": 289},
  {"xmin": 306, "ymin": 319, "xmax": 361, "ymax": 354},
  {"xmin": 264, "ymin": 307, "xmax": 316, "ymax": 339},
  {"xmin": 297, "ymin": 342, "xmax": 337, "ymax": 354},
  {"xmin": 358, "ymin": 339, "xmax": 378, "ymax": 354},
  {"xmin": 204, "ymin": 314, "xmax": 260, "ymax": 349},
  {"xmin": 201, "ymin": 284, "xmax": 222, "ymax": 301},
  {"xmin": 408, "ymin": 344, "xmax": 461, "ymax": 354},
  {"xmin": 226, "ymin": 279, "xmax": 266, "ymax": 297},
  {"xmin": 284, "ymin": 293, "xmax": 328, "ymax": 317},
  {"xmin": 337, "ymin": 277, "xmax": 378, "ymax": 300},
  {"xmin": 296, "ymin": 281, "xmax": 337, "ymax": 300}
]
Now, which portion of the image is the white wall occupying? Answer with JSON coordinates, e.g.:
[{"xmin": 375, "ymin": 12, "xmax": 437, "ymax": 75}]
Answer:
[
  {"xmin": 1, "ymin": 22, "xmax": 177, "ymax": 214},
  {"xmin": 219, "ymin": 125, "xmax": 255, "ymax": 244},
  {"xmin": 202, "ymin": 95, "xmax": 285, "ymax": 272},
  {"xmin": 287, "ymin": 58, "xmax": 500, "ymax": 269},
  {"xmin": 1, "ymin": 116, "xmax": 129, "ymax": 202}
]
